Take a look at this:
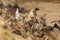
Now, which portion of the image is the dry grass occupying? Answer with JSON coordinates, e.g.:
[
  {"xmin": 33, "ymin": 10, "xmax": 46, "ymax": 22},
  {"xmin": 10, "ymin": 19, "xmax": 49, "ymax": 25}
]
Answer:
[{"xmin": 0, "ymin": 0, "xmax": 60, "ymax": 40}]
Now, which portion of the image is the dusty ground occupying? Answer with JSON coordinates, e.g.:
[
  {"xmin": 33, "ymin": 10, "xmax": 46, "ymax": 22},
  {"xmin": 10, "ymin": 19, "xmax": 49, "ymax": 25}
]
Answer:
[{"xmin": 0, "ymin": 0, "xmax": 60, "ymax": 40}]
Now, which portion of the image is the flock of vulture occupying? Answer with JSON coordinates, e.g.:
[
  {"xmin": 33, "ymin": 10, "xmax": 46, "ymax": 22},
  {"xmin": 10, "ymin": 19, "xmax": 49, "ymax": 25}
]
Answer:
[{"xmin": 0, "ymin": 2, "xmax": 60, "ymax": 40}]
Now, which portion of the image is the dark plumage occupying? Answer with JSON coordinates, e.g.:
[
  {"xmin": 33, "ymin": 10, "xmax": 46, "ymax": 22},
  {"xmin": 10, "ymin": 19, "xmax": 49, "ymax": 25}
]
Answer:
[
  {"xmin": 53, "ymin": 23, "xmax": 60, "ymax": 30},
  {"xmin": 0, "ymin": 12, "xmax": 2, "ymax": 15},
  {"xmin": 47, "ymin": 26, "xmax": 53, "ymax": 31},
  {"xmin": 19, "ymin": 7, "xmax": 27, "ymax": 13},
  {"xmin": 35, "ymin": 8, "xmax": 39, "ymax": 11},
  {"xmin": 53, "ymin": 23, "xmax": 58, "ymax": 28},
  {"xmin": 0, "ymin": 2, "xmax": 2, "ymax": 8},
  {"xmin": 12, "ymin": 30, "xmax": 21, "ymax": 35},
  {"xmin": 7, "ymin": 4, "xmax": 19, "ymax": 9}
]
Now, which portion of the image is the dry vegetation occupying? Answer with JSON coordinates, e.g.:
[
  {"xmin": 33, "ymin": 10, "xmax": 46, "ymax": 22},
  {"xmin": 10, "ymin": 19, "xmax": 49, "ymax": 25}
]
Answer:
[{"xmin": 0, "ymin": 0, "xmax": 60, "ymax": 40}]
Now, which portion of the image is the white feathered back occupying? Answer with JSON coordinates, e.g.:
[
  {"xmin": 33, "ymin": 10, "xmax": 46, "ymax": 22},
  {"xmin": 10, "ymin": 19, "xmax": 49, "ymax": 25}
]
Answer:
[
  {"xmin": 15, "ymin": 8, "xmax": 19, "ymax": 19},
  {"xmin": 28, "ymin": 9, "xmax": 34, "ymax": 18}
]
